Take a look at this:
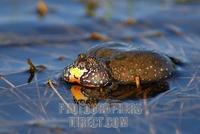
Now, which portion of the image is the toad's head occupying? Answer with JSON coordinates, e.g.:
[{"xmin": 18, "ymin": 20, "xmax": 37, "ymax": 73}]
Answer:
[{"xmin": 63, "ymin": 54, "xmax": 110, "ymax": 87}]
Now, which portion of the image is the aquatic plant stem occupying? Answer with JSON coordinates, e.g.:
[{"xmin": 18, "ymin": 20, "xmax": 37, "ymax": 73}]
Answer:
[{"xmin": 48, "ymin": 80, "xmax": 73, "ymax": 113}]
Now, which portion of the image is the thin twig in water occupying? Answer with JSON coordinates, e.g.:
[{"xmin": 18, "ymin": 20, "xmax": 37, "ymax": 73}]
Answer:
[
  {"xmin": 48, "ymin": 80, "xmax": 73, "ymax": 113},
  {"xmin": 34, "ymin": 73, "xmax": 48, "ymax": 117},
  {"xmin": 0, "ymin": 75, "xmax": 15, "ymax": 88},
  {"xmin": 0, "ymin": 75, "xmax": 37, "ymax": 117}
]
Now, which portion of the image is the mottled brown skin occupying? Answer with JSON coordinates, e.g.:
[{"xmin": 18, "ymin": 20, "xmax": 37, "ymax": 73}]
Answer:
[
  {"xmin": 87, "ymin": 42, "xmax": 175, "ymax": 85},
  {"xmin": 63, "ymin": 42, "xmax": 176, "ymax": 87},
  {"xmin": 63, "ymin": 54, "xmax": 110, "ymax": 87},
  {"xmin": 107, "ymin": 51, "xmax": 173, "ymax": 84}
]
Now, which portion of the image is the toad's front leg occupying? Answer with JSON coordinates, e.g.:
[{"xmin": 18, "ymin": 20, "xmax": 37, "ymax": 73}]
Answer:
[{"xmin": 135, "ymin": 76, "xmax": 141, "ymax": 89}]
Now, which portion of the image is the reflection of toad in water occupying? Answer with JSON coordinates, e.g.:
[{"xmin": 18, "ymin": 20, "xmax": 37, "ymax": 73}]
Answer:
[{"xmin": 69, "ymin": 81, "xmax": 169, "ymax": 108}]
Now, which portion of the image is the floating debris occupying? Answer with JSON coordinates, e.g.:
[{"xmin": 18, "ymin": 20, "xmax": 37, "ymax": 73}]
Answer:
[
  {"xmin": 89, "ymin": 32, "xmax": 108, "ymax": 41},
  {"xmin": 27, "ymin": 59, "xmax": 46, "ymax": 83},
  {"xmin": 84, "ymin": 0, "xmax": 98, "ymax": 16},
  {"xmin": 46, "ymin": 80, "xmax": 57, "ymax": 87},
  {"xmin": 58, "ymin": 56, "xmax": 66, "ymax": 61},
  {"xmin": 36, "ymin": 64, "xmax": 47, "ymax": 72},
  {"xmin": 124, "ymin": 18, "xmax": 137, "ymax": 25},
  {"xmin": 37, "ymin": 0, "xmax": 48, "ymax": 17},
  {"xmin": 27, "ymin": 58, "xmax": 37, "ymax": 83}
]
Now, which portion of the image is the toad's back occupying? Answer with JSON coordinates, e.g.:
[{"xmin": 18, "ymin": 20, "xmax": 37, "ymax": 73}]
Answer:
[{"xmin": 87, "ymin": 43, "xmax": 175, "ymax": 84}]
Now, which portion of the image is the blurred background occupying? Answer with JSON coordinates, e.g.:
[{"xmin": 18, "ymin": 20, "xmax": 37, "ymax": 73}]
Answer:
[{"xmin": 0, "ymin": 0, "xmax": 200, "ymax": 134}]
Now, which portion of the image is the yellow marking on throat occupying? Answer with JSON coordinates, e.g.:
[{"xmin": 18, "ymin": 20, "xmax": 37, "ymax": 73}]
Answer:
[{"xmin": 69, "ymin": 67, "xmax": 88, "ymax": 79}]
